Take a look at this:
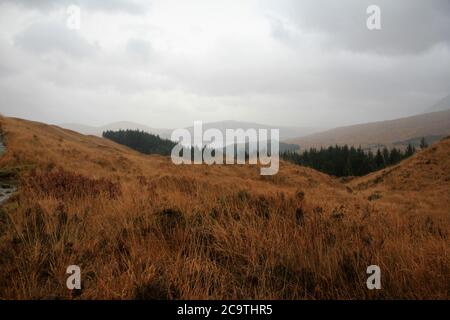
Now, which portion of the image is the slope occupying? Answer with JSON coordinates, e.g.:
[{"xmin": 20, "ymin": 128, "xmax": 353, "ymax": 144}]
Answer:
[
  {"xmin": 286, "ymin": 109, "xmax": 450, "ymax": 150},
  {"xmin": 348, "ymin": 137, "xmax": 450, "ymax": 218}
]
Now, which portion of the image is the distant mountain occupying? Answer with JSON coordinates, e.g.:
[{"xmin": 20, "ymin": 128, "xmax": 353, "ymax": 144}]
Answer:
[
  {"xmin": 60, "ymin": 121, "xmax": 173, "ymax": 139},
  {"xmin": 184, "ymin": 120, "xmax": 318, "ymax": 146},
  {"xmin": 426, "ymin": 94, "xmax": 450, "ymax": 113},
  {"xmin": 286, "ymin": 109, "xmax": 450, "ymax": 150},
  {"xmin": 61, "ymin": 120, "xmax": 319, "ymax": 145}
]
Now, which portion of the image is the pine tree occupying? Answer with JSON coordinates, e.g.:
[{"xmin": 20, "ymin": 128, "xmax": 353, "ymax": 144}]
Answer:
[
  {"xmin": 374, "ymin": 149, "xmax": 384, "ymax": 169},
  {"xmin": 103, "ymin": 129, "xmax": 176, "ymax": 156},
  {"xmin": 405, "ymin": 143, "xmax": 415, "ymax": 157},
  {"xmin": 420, "ymin": 137, "xmax": 428, "ymax": 149},
  {"xmin": 281, "ymin": 144, "xmax": 416, "ymax": 177},
  {"xmin": 382, "ymin": 147, "xmax": 390, "ymax": 165},
  {"xmin": 389, "ymin": 148, "xmax": 401, "ymax": 165}
]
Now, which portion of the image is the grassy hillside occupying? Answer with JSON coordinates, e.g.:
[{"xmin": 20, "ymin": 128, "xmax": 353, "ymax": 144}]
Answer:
[
  {"xmin": 348, "ymin": 137, "xmax": 450, "ymax": 219},
  {"xmin": 0, "ymin": 116, "xmax": 448, "ymax": 299},
  {"xmin": 286, "ymin": 109, "xmax": 450, "ymax": 150}
]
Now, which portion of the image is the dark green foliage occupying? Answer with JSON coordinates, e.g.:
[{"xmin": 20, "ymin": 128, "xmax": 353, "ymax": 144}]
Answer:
[
  {"xmin": 420, "ymin": 137, "xmax": 428, "ymax": 149},
  {"xmin": 281, "ymin": 144, "xmax": 416, "ymax": 177},
  {"xmin": 103, "ymin": 130, "xmax": 176, "ymax": 156}
]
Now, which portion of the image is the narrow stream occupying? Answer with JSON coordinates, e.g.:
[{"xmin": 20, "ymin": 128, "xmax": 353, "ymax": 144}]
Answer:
[
  {"xmin": 0, "ymin": 137, "xmax": 17, "ymax": 205},
  {"xmin": 0, "ymin": 184, "xmax": 16, "ymax": 205},
  {"xmin": 0, "ymin": 143, "xmax": 5, "ymax": 155}
]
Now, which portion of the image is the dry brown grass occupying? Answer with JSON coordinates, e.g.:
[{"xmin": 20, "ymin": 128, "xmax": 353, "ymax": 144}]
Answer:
[{"xmin": 0, "ymin": 116, "xmax": 448, "ymax": 299}]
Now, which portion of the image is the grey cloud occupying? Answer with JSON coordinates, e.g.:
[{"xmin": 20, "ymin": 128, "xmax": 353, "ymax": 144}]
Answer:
[
  {"xmin": 267, "ymin": 16, "xmax": 292, "ymax": 43},
  {"xmin": 266, "ymin": 0, "xmax": 450, "ymax": 55},
  {"xmin": 0, "ymin": 0, "xmax": 149, "ymax": 14},
  {"xmin": 126, "ymin": 38, "xmax": 154, "ymax": 63},
  {"xmin": 14, "ymin": 21, "xmax": 96, "ymax": 58},
  {"xmin": 1, "ymin": 0, "xmax": 449, "ymax": 129}
]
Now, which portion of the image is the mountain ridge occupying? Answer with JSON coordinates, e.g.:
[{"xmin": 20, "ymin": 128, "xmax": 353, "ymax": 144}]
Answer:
[
  {"xmin": 286, "ymin": 109, "xmax": 450, "ymax": 150},
  {"xmin": 60, "ymin": 120, "xmax": 320, "ymax": 142}
]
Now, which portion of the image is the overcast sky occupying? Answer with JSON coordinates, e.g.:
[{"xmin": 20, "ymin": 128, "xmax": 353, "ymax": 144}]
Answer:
[{"xmin": 0, "ymin": 0, "xmax": 449, "ymax": 129}]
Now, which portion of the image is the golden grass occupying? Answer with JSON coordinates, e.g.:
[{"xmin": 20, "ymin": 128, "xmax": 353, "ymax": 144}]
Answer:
[{"xmin": 0, "ymin": 116, "xmax": 448, "ymax": 299}]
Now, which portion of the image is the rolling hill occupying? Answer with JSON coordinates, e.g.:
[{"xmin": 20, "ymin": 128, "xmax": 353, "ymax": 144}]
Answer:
[
  {"xmin": 347, "ymin": 136, "xmax": 450, "ymax": 219},
  {"xmin": 60, "ymin": 121, "xmax": 173, "ymax": 139},
  {"xmin": 60, "ymin": 120, "xmax": 319, "ymax": 143},
  {"xmin": 286, "ymin": 109, "xmax": 450, "ymax": 150},
  {"xmin": 184, "ymin": 120, "xmax": 319, "ymax": 143},
  {"xmin": 0, "ymin": 116, "xmax": 448, "ymax": 299}
]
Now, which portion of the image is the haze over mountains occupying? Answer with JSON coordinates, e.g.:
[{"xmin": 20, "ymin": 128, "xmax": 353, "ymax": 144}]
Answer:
[
  {"xmin": 286, "ymin": 109, "xmax": 450, "ymax": 150},
  {"xmin": 286, "ymin": 95, "xmax": 450, "ymax": 149},
  {"xmin": 60, "ymin": 120, "xmax": 320, "ymax": 142},
  {"xmin": 426, "ymin": 94, "xmax": 450, "ymax": 113},
  {"xmin": 60, "ymin": 94, "xmax": 450, "ymax": 151},
  {"xmin": 60, "ymin": 122, "xmax": 173, "ymax": 139}
]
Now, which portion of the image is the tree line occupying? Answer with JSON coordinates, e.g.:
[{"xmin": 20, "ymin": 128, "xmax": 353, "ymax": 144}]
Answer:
[
  {"xmin": 281, "ymin": 144, "xmax": 417, "ymax": 177},
  {"xmin": 102, "ymin": 129, "xmax": 274, "ymax": 161},
  {"xmin": 103, "ymin": 129, "xmax": 424, "ymax": 177},
  {"xmin": 103, "ymin": 130, "xmax": 176, "ymax": 156}
]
